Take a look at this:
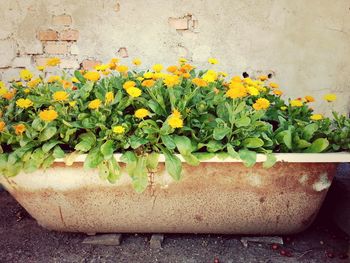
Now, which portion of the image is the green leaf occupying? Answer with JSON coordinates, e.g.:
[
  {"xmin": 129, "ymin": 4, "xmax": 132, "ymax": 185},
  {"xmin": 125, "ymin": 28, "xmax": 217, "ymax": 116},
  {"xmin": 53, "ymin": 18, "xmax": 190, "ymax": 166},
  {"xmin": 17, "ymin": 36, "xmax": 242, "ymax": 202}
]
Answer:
[
  {"xmin": 239, "ymin": 149, "xmax": 257, "ymax": 167},
  {"xmin": 132, "ymin": 157, "xmax": 149, "ymax": 193},
  {"xmin": 234, "ymin": 101, "xmax": 246, "ymax": 114},
  {"xmin": 161, "ymin": 135, "xmax": 176, "ymax": 150},
  {"xmin": 129, "ymin": 135, "xmax": 148, "ymax": 149},
  {"xmin": 263, "ymin": 153, "xmax": 277, "ymax": 169},
  {"xmin": 42, "ymin": 141, "xmax": 60, "ymax": 153},
  {"xmin": 243, "ymin": 138, "xmax": 264, "ymax": 148},
  {"xmin": 304, "ymin": 138, "xmax": 329, "ymax": 153},
  {"xmin": 84, "ymin": 147, "xmax": 104, "ymax": 169},
  {"xmin": 303, "ymin": 123, "xmax": 318, "ymax": 141},
  {"xmin": 120, "ymin": 151, "xmax": 137, "ymax": 163},
  {"xmin": 74, "ymin": 132, "xmax": 96, "ymax": 152},
  {"xmin": 98, "ymin": 161, "xmax": 109, "ymax": 180},
  {"xmin": 174, "ymin": 136, "xmax": 199, "ymax": 166},
  {"xmin": 216, "ymin": 152, "xmax": 229, "ymax": 160},
  {"xmin": 42, "ymin": 155, "xmax": 55, "ymax": 169},
  {"xmin": 193, "ymin": 152, "xmax": 215, "ymax": 161},
  {"xmin": 206, "ymin": 140, "xmax": 223, "ymax": 153},
  {"xmin": 100, "ymin": 140, "xmax": 114, "ymax": 159},
  {"xmin": 53, "ymin": 145, "xmax": 65, "ymax": 159},
  {"xmin": 39, "ymin": 127, "xmax": 57, "ymax": 142},
  {"xmin": 74, "ymin": 70, "xmax": 85, "ymax": 83},
  {"xmin": 64, "ymin": 151, "xmax": 80, "ymax": 166},
  {"xmin": 146, "ymin": 153, "xmax": 159, "ymax": 171},
  {"xmin": 282, "ymin": 129, "xmax": 292, "ymax": 149},
  {"xmin": 32, "ymin": 118, "xmax": 44, "ymax": 131},
  {"xmin": 213, "ymin": 127, "xmax": 231, "ymax": 140},
  {"xmin": 227, "ymin": 144, "xmax": 239, "ymax": 159},
  {"xmin": 107, "ymin": 157, "xmax": 121, "ymax": 183},
  {"xmin": 164, "ymin": 149, "xmax": 182, "ymax": 181},
  {"xmin": 235, "ymin": 116, "xmax": 251, "ymax": 127}
]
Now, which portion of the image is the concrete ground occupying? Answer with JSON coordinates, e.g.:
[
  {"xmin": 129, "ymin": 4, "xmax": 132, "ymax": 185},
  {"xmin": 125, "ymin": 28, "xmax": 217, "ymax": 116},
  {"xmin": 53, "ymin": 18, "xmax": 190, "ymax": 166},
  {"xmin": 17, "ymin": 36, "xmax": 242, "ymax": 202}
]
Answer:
[{"xmin": 0, "ymin": 190, "xmax": 349, "ymax": 263}]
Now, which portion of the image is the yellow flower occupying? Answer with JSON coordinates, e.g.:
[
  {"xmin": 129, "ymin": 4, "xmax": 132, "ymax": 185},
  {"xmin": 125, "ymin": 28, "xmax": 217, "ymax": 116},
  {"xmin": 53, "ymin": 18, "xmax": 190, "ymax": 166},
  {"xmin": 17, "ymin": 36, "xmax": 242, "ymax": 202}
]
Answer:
[
  {"xmin": 53, "ymin": 91, "xmax": 69, "ymax": 101},
  {"xmin": 247, "ymin": 86, "xmax": 260, "ymax": 96},
  {"xmin": 305, "ymin": 95, "xmax": 315, "ymax": 103},
  {"xmin": 0, "ymin": 121, "xmax": 5, "ymax": 132},
  {"xmin": 202, "ymin": 70, "xmax": 218, "ymax": 83},
  {"xmin": 208, "ymin": 58, "xmax": 218, "ymax": 64},
  {"xmin": 71, "ymin": 77, "xmax": 80, "ymax": 83},
  {"xmin": 61, "ymin": 80, "xmax": 72, "ymax": 89},
  {"xmin": 226, "ymin": 85, "xmax": 247, "ymax": 99},
  {"xmin": 16, "ymin": 98, "xmax": 33, "ymax": 108},
  {"xmin": 88, "ymin": 99, "xmax": 102, "ymax": 109},
  {"xmin": 116, "ymin": 65, "xmax": 128, "ymax": 73},
  {"xmin": 123, "ymin": 80, "xmax": 136, "ymax": 90},
  {"xmin": 110, "ymin": 58, "xmax": 119, "ymax": 64},
  {"xmin": 24, "ymin": 88, "xmax": 30, "ymax": 93},
  {"xmin": 182, "ymin": 72, "xmax": 191, "ymax": 79},
  {"xmin": 141, "ymin": 79, "xmax": 155, "ymax": 88},
  {"xmin": 16, "ymin": 82, "xmax": 23, "ymax": 86},
  {"xmin": 311, "ymin": 114, "xmax": 323, "ymax": 121},
  {"xmin": 69, "ymin": 101, "xmax": 77, "ymax": 107},
  {"xmin": 20, "ymin": 69, "xmax": 33, "ymax": 81},
  {"xmin": 14, "ymin": 124, "xmax": 26, "ymax": 135},
  {"xmin": 179, "ymin": 57, "xmax": 187, "ymax": 63},
  {"xmin": 27, "ymin": 78, "xmax": 41, "ymax": 88},
  {"xmin": 153, "ymin": 72, "xmax": 165, "ymax": 80},
  {"xmin": 84, "ymin": 71, "xmax": 100, "ymax": 82},
  {"xmin": 113, "ymin": 125, "xmax": 125, "ymax": 134},
  {"xmin": 167, "ymin": 65, "xmax": 178, "ymax": 73},
  {"xmin": 132, "ymin": 58, "xmax": 142, "ymax": 66},
  {"xmin": 273, "ymin": 90, "xmax": 283, "ymax": 96},
  {"xmin": 126, "ymin": 87, "xmax": 142, "ymax": 98},
  {"xmin": 94, "ymin": 64, "xmax": 109, "ymax": 71},
  {"xmin": 105, "ymin": 91, "xmax": 114, "ymax": 103},
  {"xmin": 36, "ymin": 66, "xmax": 45, "ymax": 71},
  {"xmin": 39, "ymin": 109, "xmax": 58, "ymax": 122},
  {"xmin": 135, "ymin": 108, "xmax": 150, "ymax": 119},
  {"xmin": 259, "ymin": 75, "xmax": 268, "ymax": 81},
  {"xmin": 152, "ymin": 64, "xmax": 163, "ymax": 72},
  {"xmin": 231, "ymin": 76, "xmax": 242, "ymax": 83},
  {"xmin": 46, "ymin": 57, "xmax": 61, "ymax": 67},
  {"xmin": 290, "ymin": 99, "xmax": 303, "ymax": 107},
  {"xmin": 168, "ymin": 109, "xmax": 183, "ymax": 128},
  {"xmin": 323, "ymin": 93, "xmax": 336, "ymax": 102},
  {"xmin": 192, "ymin": 78, "xmax": 208, "ymax": 87},
  {"xmin": 280, "ymin": 106, "xmax": 287, "ymax": 111},
  {"xmin": 0, "ymin": 81, "xmax": 5, "ymax": 89},
  {"xmin": 143, "ymin": 72, "xmax": 154, "ymax": 79},
  {"xmin": 47, "ymin": 75, "xmax": 61, "ymax": 83},
  {"xmin": 219, "ymin": 72, "xmax": 228, "ymax": 77},
  {"xmin": 253, "ymin": 98, "xmax": 270, "ymax": 110},
  {"xmin": 0, "ymin": 87, "xmax": 7, "ymax": 97},
  {"xmin": 164, "ymin": 75, "xmax": 180, "ymax": 88},
  {"xmin": 269, "ymin": 82, "xmax": 279, "ymax": 89}
]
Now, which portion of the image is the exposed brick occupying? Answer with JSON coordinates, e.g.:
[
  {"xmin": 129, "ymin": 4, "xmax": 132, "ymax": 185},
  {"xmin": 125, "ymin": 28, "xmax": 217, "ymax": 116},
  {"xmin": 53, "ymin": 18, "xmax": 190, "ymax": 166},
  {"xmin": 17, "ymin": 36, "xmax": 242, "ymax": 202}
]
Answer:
[
  {"xmin": 37, "ymin": 30, "xmax": 59, "ymax": 41},
  {"xmin": 45, "ymin": 42, "xmax": 69, "ymax": 54},
  {"xmin": 117, "ymin": 47, "xmax": 128, "ymax": 58},
  {"xmin": 35, "ymin": 57, "xmax": 49, "ymax": 67},
  {"xmin": 168, "ymin": 17, "xmax": 188, "ymax": 30},
  {"xmin": 60, "ymin": 29, "xmax": 79, "ymax": 41},
  {"xmin": 60, "ymin": 58, "xmax": 79, "ymax": 69},
  {"xmin": 12, "ymin": 56, "xmax": 32, "ymax": 68},
  {"xmin": 23, "ymin": 42, "xmax": 43, "ymax": 55},
  {"xmin": 82, "ymin": 59, "xmax": 101, "ymax": 70},
  {"xmin": 150, "ymin": 234, "xmax": 164, "ymax": 250},
  {"xmin": 52, "ymin": 14, "xmax": 72, "ymax": 26}
]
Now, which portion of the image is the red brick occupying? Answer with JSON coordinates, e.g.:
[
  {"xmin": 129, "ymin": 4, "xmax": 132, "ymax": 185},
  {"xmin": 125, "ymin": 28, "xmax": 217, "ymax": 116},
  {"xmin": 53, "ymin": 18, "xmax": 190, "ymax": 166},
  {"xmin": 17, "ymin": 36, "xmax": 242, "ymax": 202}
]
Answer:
[
  {"xmin": 52, "ymin": 15, "xmax": 72, "ymax": 26},
  {"xmin": 82, "ymin": 59, "xmax": 101, "ymax": 70},
  {"xmin": 37, "ymin": 30, "xmax": 58, "ymax": 41},
  {"xmin": 60, "ymin": 30, "xmax": 79, "ymax": 41},
  {"xmin": 45, "ymin": 42, "xmax": 68, "ymax": 54},
  {"xmin": 168, "ymin": 17, "xmax": 188, "ymax": 30}
]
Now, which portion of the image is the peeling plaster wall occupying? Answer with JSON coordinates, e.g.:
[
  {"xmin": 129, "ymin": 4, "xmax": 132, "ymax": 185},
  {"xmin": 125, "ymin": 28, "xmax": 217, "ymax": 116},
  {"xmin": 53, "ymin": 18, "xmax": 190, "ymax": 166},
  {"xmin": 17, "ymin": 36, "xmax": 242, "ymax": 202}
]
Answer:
[{"xmin": 0, "ymin": 0, "xmax": 349, "ymax": 114}]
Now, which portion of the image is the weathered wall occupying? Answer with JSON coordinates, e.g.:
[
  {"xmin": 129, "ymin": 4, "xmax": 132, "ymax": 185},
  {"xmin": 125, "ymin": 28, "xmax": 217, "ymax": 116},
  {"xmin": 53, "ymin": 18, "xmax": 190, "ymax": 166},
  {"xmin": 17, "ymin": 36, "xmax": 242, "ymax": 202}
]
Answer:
[{"xmin": 0, "ymin": 0, "xmax": 349, "ymax": 114}]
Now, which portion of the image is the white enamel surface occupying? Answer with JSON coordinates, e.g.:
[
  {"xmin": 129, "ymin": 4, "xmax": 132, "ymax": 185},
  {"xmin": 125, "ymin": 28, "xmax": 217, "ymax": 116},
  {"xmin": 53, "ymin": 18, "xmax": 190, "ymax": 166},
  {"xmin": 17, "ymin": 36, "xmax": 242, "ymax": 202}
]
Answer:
[{"xmin": 56, "ymin": 152, "xmax": 350, "ymax": 163}]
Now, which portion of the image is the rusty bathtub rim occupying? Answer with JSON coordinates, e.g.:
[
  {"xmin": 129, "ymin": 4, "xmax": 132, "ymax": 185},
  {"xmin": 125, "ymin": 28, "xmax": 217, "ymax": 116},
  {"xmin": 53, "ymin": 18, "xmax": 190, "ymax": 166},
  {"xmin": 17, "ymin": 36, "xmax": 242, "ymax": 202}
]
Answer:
[{"xmin": 55, "ymin": 152, "xmax": 350, "ymax": 163}]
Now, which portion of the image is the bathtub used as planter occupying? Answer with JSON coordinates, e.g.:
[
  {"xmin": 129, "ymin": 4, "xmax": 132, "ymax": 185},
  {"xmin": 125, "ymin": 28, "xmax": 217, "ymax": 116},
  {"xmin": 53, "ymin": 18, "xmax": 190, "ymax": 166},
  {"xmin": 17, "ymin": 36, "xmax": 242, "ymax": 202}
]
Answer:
[{"xmin": 1, "ymin": 153, "xmax": 350, "ymax": 235}]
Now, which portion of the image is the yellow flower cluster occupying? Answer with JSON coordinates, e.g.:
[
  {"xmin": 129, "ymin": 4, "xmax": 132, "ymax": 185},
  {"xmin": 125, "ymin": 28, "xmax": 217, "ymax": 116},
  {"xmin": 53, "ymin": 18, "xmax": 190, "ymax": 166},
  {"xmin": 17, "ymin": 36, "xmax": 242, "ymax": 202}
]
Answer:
[
  {"xmin": 88, "ymin": 99, "xmax": 102, "ymax": 109},
  {"xmin": 53, "ymin": 91, "xmax": 69, "ymax": 101},
  {"xmin": 135, "ymin": 108, "xmax": 149, "ymax": 119},
  {"xmin": 105, "ymin": 92, "xmax": 114, "ymax": 104},
  {"xmin": 16, "ymin": 98, "xmax": 33, "ymax": 109},
  {"xmin": 253, "ymin": 98, "xmax": 270, "ymax": 110},
  {"xmin": 39, "ymin": 109, "xmax": 58, "ymax": 122},
  {"xmin": 168, "ymin": 109, "xmax": 183, "ymax": 128},
  {"xmin": 113, "ymin": 125, "xmax": 125, "ymax": 134},
  {"xmin": 192, "ymin": 78, "xmax": 208, "ymax": 87},
  {"xmin": 164, "ymin": 75, "xmax": 180, "ymax": 88},
  {"xmin": 226, "ymin": 82, "xmax": 247, "ymax": 99},
  {"xmin": 84, "ymin": 71, "xmax": 100, "ymax": 82},
  {"xmin": 20, "ymin": 69, "xmax": 33, "ymax": 81}
]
